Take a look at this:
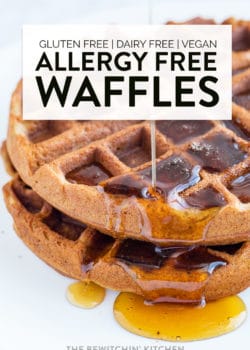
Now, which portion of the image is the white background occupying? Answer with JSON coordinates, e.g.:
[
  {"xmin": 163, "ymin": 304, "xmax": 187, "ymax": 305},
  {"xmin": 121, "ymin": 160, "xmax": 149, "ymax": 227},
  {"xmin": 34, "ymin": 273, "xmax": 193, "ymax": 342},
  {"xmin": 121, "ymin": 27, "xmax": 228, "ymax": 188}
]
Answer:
[{"xmin": 0, "ymin": 1, "xmax": 250, "ymax": 350}]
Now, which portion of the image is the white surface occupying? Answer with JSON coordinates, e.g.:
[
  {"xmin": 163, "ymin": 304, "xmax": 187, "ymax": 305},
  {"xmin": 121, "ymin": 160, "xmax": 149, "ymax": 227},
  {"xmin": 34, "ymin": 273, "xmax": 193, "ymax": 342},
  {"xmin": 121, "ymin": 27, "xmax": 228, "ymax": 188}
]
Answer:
[{"xmin": 0, "ymin": 1, "xmax": 249, "ymax": 350}]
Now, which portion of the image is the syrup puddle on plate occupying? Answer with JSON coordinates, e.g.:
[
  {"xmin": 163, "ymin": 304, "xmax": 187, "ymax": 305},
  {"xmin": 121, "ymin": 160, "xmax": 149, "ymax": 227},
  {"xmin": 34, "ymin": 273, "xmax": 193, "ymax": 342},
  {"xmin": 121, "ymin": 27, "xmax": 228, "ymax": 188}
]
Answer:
[
  {"xmin": 66, "ymin": 281, "xmax": 105, "ymax": 309},
  {"xmin": 66, "ymin": 124, "xmax": 247, "ymax": 340},
  {"xmin": 113, "ymin": 292, "xmax": 247, "ymax": 341}
]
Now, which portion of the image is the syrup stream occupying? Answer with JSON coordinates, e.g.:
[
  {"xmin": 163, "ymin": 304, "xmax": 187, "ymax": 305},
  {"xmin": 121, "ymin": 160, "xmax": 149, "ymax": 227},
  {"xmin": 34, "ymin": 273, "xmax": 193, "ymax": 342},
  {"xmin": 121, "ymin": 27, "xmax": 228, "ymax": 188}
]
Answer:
[
  {"xmin": 150, "ymin": 120, "xmax": 157, "ymax": 188},
  {"xmin": 148, "ymin": 0, "xmax": 156, "ymax": 189}
]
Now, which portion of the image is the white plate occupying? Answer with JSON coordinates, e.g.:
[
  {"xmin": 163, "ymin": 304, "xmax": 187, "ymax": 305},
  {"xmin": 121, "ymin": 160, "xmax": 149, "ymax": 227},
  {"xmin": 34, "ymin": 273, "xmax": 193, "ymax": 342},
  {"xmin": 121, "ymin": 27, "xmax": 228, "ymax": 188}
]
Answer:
[{"xmin": 0, "ymin": 1, "xmax": 249, "ymax": 349}]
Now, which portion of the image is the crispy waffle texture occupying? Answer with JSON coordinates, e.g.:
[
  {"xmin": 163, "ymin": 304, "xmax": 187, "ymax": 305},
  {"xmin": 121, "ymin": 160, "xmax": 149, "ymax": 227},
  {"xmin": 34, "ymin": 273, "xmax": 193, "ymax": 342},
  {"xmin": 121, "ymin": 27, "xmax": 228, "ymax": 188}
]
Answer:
[
  {"xmin": 2, "ymin": 17, "xmax": 250, "ymax": 302},
  {"xmin": 6, "ymin": 18, "xmax": 250, "ymax": 245},
  {"xmin": 3, "ymin": 176, "xmax": 250, "ymax": 302},
  {"xmin": 6, "ymin": 77, "xmax": 250, "ymax": 245}
]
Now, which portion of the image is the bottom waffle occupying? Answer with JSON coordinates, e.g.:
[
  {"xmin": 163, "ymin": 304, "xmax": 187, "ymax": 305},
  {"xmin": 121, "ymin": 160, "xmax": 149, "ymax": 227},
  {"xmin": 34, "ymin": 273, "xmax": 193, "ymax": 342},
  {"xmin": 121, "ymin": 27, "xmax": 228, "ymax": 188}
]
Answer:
[{"xmin": 3, "ymin": 176, "xmax": 250, "ymax": 303}]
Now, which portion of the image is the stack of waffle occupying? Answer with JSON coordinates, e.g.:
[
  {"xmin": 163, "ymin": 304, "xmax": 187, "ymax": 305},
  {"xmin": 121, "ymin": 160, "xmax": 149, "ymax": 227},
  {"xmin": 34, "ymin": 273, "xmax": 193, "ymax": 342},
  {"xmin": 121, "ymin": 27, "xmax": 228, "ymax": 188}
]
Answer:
[{"xmin": 2, "ymin": 17, "xmax": 250, "ymax": 304}]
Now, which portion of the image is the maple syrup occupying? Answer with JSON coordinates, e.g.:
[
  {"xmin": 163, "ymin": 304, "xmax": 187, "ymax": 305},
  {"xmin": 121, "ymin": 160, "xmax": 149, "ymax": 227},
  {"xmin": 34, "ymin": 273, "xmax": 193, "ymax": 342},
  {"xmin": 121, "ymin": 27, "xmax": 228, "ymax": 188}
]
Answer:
[
  {"xmin": 113, "ymin": 241, "xmax": 227, "ymax": 303},
  {"xmin": 150, "ymin": 120, "xmax": 157, "ymax": 188},
  {"xmin": 12, "ymin": 179, "xmax": 44, "ymax": 214},
  {"xmin": 80, "ymin": 229, "xmax": 236, "ymax": 303},
  {"xmin": 188, "ymin": 133, "xmax": 247, "ymax": 173},
  {"xmin": 63, "ymin": 120, "xmax": 248, "ymax": 339},
  {"xmin": 65, "ymin": 127, "xmax": 246, "ymax": 244},
  {"xmin": 184, "ymin": 186, "xmax": 226, "ymax": 209},
  {"xmin": 232, "ymin": 26, "xmax": 250, "ymax": 51},
  {"xmin": 116, "ymin": 146, "xmax": 151, "ymax": 168},
  {"xmin": 66, "ymin": 163, "xmax": 111, "ymax": 186},
  {"xmin": 228, "ymin": 172, "xmax": 250, "ymax": 203},
  {"xmin": 82, "ymin": 231, "xmax": 115, "ymax": 273},
  {"xmin": 208, "ymin": 242, "xmax": 243, "ymax": 255},
  {"xmin": 156, "ymin": 120, "xmax": 213, "ymax": 144},
  {"xmin": 136, "ymin": 192, "xmax": 220, "ymax": 242},
  {"xmin": 233, "ymin": 92, "xmax": 250, "ymax": 111},
  {"xmin": 43, "ymin": 208, "xmax": 87, "ymax": 240},
  {"xmin": 224, "ymin": 120, "xmax": 250, "ymax": 141},
  {"xmin": 233, "ymin": 68, "xmax": 248, "ymax": 76},
  {"xmin": 103, "ymin": 156, "xmax": 221, "ymax": 243},
  {"xmin": 66, "ymin": 281, "xmax": 105, "ymax": 308},
  {"xmin": 113, "ymin": 292, "xmax": 247, "ymax": 341}
]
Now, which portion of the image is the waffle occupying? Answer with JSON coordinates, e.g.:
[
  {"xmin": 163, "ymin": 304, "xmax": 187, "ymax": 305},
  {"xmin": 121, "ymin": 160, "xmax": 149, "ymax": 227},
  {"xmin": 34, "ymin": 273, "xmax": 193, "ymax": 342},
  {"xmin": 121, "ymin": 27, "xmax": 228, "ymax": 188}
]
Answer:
[
  {"xmin": 168, "ymin": 17, "xmax": 250, "ymax": 73},
  {"xmin": 6, "ymin": 18, "xmax": 250, "ymax": 247},
  {"xmin": 6, "ymin": 83, "xmax": 250, "ymax": 246},
  {"xmin": 3, "ymin": 176, "xmax": 250, "ymax": 303}
]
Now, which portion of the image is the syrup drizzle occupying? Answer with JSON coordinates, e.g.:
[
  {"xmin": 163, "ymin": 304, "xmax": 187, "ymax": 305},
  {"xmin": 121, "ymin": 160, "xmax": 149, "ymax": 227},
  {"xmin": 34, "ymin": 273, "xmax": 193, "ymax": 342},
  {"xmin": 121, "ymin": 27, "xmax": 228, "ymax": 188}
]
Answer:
[
  {"xmin": 81, "ymin": 231, "xmax": 229, "ymax": 304},
  {"xmin": 188, "ymin": 134, "xmax": 247, "ymax": 173},
  {"xmin": 66, "ymin": 281, "xmax": 105, "ymax": 308},
  {"xmin": 156, "ymin": 120, "xmax": 213, "ymax": 144},
  {"xmin": 66, "ymin": 163, "xmax": 111, "ymax": 186},
  {"xmin": 113, "ymin": 293, "xmax": 247, "ymax": 341},
  {"xmin": 232, "ymin": 25, "xmax": 250, "ymax": 51},
  {"xmin": 233, "ymin": 92, "xmax": 250, "ymax": 110},
  {"xmin": 228, "ymin": 172, "xmax": 250, "ymax": 203},
  {"xmin": 103, "ymin": 157, "xmax": 221, "ymax": 243},
  {"xmin": 112, "ymin": 241, "xmax": 227, "ymax": 303},
  {"xmin": 224, "ymin": 120, "xmax": 250, "ymax": 141},
  {"xmin": 150, "ymin": 120, "xmax": 157, "ymax": 188}
]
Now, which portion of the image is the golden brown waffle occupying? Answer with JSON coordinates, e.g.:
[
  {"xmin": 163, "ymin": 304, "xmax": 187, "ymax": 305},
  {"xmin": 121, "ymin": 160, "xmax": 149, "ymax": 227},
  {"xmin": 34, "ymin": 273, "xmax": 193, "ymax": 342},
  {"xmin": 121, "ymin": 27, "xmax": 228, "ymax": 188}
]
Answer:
[
  {"xmin": 223, "ymin": 18, "xmax": 250, "ymax": 118},
  {"xmin": 7, "ymin": 85, "xmax": 250, "ymax": 244},
  {"xmin": 224, "ymin": 18, "xmax": 250, "ymax": 73},
  {"xmin": 7, "ymin": 78, "xmax": 250, "ymax": 246},
  {"xmin": 3, "ymin": 177, "xmax": 250, "ymax": 303},
  {"xmin": 179, "ymin": 18, "xmax": 250, "ymax": 116},
  {"xmin": 1, "ymin": 141, "xmax": 16, "ymax": 177}
]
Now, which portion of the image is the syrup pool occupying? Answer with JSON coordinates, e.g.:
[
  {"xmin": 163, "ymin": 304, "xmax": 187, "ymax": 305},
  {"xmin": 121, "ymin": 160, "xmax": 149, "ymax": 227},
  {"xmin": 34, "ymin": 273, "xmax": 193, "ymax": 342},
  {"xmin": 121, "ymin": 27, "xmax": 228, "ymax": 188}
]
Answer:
[
  {"xmin": 113, "ymin": 292, "xmax": 247, "ymax": 341},
  {"xmin": 66, "ymin": 281, "xmax": 105, "ymax": 308}
]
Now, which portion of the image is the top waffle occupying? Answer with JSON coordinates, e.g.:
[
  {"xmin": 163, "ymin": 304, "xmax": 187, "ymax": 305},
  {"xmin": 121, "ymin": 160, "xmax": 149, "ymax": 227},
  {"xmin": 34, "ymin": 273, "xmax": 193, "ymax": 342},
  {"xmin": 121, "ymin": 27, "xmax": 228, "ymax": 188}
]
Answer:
[{"xmin": 6, "ymin": 18, "xmax": 250, "ymax": 247}]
